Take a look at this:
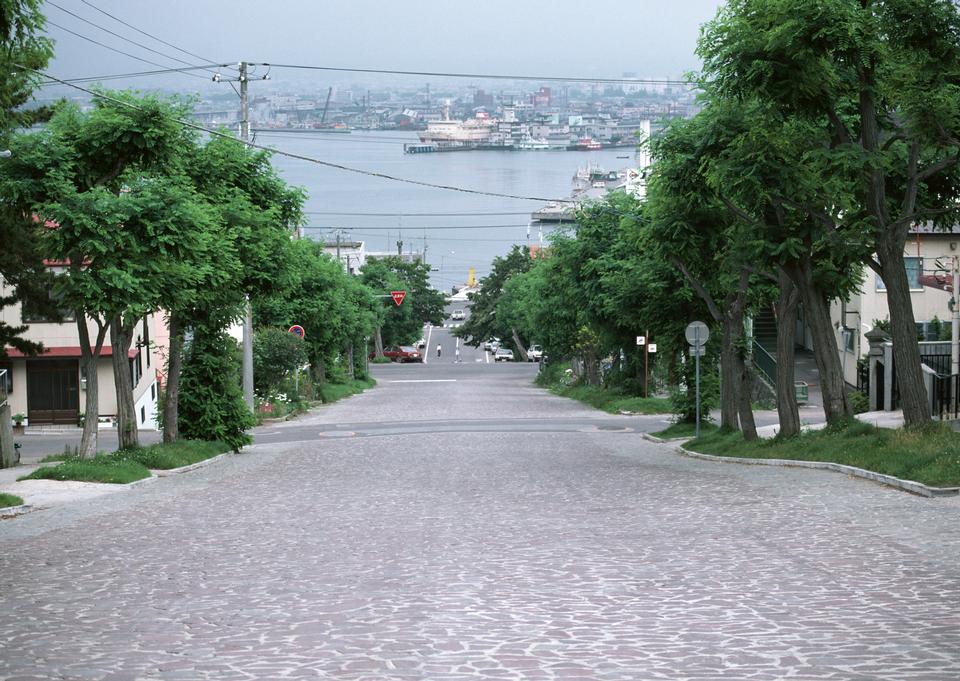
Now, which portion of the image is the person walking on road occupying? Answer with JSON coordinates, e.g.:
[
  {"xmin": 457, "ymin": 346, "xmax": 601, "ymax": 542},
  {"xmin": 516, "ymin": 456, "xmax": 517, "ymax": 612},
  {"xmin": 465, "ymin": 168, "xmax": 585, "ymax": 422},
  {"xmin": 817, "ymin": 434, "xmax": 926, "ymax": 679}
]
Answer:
[{"xmin": 436, "ymin": 343, "xmax": 442, "ymax": 359}]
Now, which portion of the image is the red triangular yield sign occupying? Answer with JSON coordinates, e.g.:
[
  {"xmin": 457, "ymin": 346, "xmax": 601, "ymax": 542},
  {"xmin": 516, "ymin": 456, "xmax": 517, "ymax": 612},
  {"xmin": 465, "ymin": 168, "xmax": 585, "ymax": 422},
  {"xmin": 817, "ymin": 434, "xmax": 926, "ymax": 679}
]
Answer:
[{"xmin": 391, "ymin": 290, "xmax": 406, "ymax": 306}]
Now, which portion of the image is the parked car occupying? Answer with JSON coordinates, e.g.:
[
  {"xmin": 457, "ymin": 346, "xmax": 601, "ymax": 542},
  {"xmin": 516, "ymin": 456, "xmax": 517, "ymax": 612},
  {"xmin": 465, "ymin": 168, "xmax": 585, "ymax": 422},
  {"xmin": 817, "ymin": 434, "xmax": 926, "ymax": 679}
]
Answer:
[
  {"xmin": 483, "ymin": 337, "xmax": 501, "ymax": 351},
  {"xmin": 527, "ymin": 344, "xmax": 543, "ymax": 362},
  {"xmin": 494, "ymin": 348, "xmax": 514, "ymax": 362},
  {"xmin": 451, "ymin": 309, "xmax": 465, "ymax": 320},
  {"xmin": 370, "ymin": 345, "xmax": 423, "ymax": 363},
  {"xmin": 415, "ymin": 338, "xmax": 426, "ymax": 349}
]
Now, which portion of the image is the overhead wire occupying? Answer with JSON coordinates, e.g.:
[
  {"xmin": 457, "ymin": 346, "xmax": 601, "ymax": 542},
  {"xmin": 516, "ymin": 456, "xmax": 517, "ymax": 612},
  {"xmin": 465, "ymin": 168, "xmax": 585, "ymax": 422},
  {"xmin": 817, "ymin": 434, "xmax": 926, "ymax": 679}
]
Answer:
[
  {"xmin": 253, "ymin": 63, "xmax": 696, "ymax": 86},
  {"xmin": 44, "ymin": 20, "xmax": 210, "ymax": 80},
  {"xmin": 46, "ymin": 1, "xmax": 218, "ymax": 76},
  {"xmin": 79, "ymin": 0, "xmax": 230, "ymax": 69},
  {"xmin": 38, "ymin": 63, "xmax": 232, "ymax": 85},
  {"xmin": 18, "ymin": 67, "xmax": 576, "ymax": 204}
]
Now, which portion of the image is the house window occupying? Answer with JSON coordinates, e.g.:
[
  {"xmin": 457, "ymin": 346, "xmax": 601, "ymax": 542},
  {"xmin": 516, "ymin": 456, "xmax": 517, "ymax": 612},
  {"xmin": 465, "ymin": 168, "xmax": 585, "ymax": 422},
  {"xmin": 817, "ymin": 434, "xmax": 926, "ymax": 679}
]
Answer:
[
  {"xmin": 129, "ymin": 353, "xmax": 142, "ymax": 388},
  {"xmin": 142, "ymin": 317, "xmax": 150, "ymax": 368},
  {"xmin": 21, "ymin": 291, "xmax": 75, "ymax": 323},
  {"xmin": 875, "ymin": 257, "xmax": 923, "ymax": 291}
]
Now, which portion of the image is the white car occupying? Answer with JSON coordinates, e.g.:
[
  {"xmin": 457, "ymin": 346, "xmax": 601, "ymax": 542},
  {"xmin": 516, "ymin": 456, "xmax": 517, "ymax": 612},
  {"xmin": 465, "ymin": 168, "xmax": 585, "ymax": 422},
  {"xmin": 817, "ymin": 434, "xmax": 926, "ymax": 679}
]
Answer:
[
  {"xmin": 451, "ymin": 309, "xmax": 465, "ymax": 320},
  {"xmin": 483, "ymin": 337, "xmax": 501, "ymax": 351},
  {"xmin": 494, "ymin": 348, "xmax": 514, "ymax": 362},
  {"xmin": 527, "ymin": 345, "xmax": 543, "ymax": 361}
]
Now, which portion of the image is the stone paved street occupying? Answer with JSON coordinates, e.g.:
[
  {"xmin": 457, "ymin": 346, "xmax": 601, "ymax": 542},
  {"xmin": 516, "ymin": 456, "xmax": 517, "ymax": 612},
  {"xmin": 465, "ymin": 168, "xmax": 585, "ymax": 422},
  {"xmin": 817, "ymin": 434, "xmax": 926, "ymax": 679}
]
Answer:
[{"xmin": 2, "ymin": 361, "xmax": 960, "ymax": 680}]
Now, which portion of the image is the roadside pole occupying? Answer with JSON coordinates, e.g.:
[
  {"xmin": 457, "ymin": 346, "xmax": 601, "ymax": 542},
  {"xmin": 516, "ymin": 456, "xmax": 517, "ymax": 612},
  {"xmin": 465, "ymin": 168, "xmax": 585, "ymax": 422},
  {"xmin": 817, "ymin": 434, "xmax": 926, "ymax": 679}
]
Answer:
[
  {"xmin": 953, "ymin": 255, "xmax": 959, "ymax": 377},
  {"xmin": 695, "ymin": 327, "xmax": 701, "ymax": 438},
  {"xmin": 685, "ymin": 321, "xmax": 709, "ymax": 439},
  {"xmin": 238, "ymin": 61, "xmax": 255, "ymax": 411},
  {"xmin": 644, "ymin": 328, "xmax": 649, "ymax": 397}
]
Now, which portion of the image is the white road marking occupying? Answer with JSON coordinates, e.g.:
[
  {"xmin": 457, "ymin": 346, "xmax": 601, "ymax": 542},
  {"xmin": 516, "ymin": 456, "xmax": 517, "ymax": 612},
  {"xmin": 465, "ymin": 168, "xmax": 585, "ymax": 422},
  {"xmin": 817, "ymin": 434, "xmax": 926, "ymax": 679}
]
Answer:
[
  {"xmin": 424, "ymin": 324, "xmax": 434, "ymax": 364},
  {"xmin": 390, "ymin": 379, "xmax": 458, "ymax": 383}
]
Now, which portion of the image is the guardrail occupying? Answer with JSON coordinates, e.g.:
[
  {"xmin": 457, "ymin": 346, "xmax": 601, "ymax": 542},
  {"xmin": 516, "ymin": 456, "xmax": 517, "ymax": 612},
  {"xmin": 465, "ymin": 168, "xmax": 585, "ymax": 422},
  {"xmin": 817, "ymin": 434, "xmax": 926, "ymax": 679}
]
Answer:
[
  {"xmin": 752, "ymin": 340, "xmax": 777, "ymax": 387},
  {"xmin": 0, "ymin": 368, "xmax": 7, "ymax": 408}
]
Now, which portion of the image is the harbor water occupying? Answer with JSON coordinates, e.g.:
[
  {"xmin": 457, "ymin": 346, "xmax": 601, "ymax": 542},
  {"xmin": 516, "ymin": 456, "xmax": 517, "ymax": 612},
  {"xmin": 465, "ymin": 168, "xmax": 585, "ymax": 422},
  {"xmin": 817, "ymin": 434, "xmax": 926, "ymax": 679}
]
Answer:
[{"xmin": 262, "ymin": 129, "xmax": 635, "ymax": 290}]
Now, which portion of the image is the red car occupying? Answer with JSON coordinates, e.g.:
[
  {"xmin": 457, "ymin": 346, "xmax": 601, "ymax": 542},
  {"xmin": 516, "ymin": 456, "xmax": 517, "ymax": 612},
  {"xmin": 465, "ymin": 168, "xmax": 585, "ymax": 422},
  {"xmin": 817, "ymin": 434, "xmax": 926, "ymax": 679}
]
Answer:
[{"xmin": 371, "ymin": 345, "xmax": 423, "ymax": 363}]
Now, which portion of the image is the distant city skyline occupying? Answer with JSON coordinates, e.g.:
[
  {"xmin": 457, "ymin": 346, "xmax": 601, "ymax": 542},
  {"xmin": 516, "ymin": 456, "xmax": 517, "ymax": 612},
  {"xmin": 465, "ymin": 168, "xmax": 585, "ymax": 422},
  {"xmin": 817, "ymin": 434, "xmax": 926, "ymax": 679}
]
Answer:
[{"xmin": 41, "ymin": 0, "xmax": 726, "ymax": 94}]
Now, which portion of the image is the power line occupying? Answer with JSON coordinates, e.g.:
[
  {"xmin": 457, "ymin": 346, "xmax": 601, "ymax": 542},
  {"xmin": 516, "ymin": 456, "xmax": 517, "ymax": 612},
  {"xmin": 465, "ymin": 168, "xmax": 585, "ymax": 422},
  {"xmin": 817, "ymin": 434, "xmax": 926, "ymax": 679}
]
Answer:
[
  {"xmin": 305, "ymin": 210, "xmax": 533, "ymax": 216},
  {"xmin": 254, "ymin": 63, "xmax": 696, "ymax": 86},
  {"xmin": 79, "ymin": 0, "xmax": 227, "ymax": 68},
  {"xmin": 19, "ymin": 67, "xmax": 575, "ymax": 204},
  {"xmin": 46, "ymin": 1, "xmax": 216, "ymax": 75},
  {"xmin": 303, "ymin": 223, "xmax": 539, "ymax": 230},
  {"xmin": 38, "ymin": 63, "xmax": 229, "ymax": 86},
  {"xmin": 44, "ymin": 20, "xmax": 209, "ymax": 80}
]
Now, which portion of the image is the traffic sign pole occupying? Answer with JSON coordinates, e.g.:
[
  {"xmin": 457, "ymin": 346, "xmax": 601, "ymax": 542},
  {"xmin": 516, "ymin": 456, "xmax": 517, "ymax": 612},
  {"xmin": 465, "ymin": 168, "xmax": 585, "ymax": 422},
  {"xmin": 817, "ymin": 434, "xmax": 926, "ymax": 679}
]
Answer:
[{"xmin": 695, "ymin": 325, "xmax": 701, "ymax": 438}]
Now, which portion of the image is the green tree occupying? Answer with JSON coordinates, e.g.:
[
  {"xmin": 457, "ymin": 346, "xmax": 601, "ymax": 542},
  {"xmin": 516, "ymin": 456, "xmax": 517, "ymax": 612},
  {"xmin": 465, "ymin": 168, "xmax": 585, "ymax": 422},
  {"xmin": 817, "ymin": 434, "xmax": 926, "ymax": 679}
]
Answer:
[
  {"xmin": 457, "ymin": 245, "xmax": 533, "ymax": 357},
  {"xmin": 9, "ymin": 92, "xmax": 194, "ymax": 457},
  {"xmin": 253, "ymin": 327, "xmax": 309, "ymax": 397},
  {"xmin": 361, "ymin": 256, "xmax": 444, "ymax": 355},
  {"xmin": 699, "ymin": 0, "xmax": 960, "ymax": 425},
  {"xmin": 0, "ymin": 0, "xmax": 55, "ymax": 358}
]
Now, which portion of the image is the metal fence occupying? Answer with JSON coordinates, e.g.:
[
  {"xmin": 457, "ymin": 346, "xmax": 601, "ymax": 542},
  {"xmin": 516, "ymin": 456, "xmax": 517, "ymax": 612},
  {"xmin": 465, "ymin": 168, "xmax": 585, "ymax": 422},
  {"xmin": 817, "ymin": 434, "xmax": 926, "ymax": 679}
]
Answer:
[{"xmin": 931, "ymin": 372, "xmax": 960, "ymax": 420}]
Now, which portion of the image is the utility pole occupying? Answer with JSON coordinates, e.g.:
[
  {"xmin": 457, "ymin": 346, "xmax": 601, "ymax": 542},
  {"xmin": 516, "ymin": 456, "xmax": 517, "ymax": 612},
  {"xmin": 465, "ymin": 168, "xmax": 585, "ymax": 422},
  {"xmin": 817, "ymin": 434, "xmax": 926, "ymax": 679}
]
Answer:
[
  {"xmin": 239, "ymin": 61, "xmax": 255, "ymax": 412},
  {"xmin": 952, "ymin": 255, "xmax": 959, "ymax": 377}
]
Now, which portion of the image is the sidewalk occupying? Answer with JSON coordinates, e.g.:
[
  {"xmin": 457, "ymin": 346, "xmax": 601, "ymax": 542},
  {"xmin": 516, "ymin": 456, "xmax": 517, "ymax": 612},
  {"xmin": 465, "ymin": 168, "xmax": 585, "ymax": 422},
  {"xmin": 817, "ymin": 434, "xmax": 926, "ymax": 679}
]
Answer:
[{"xmin": 756, "ymin": 409, "xmax": 905, "ymax": 439}]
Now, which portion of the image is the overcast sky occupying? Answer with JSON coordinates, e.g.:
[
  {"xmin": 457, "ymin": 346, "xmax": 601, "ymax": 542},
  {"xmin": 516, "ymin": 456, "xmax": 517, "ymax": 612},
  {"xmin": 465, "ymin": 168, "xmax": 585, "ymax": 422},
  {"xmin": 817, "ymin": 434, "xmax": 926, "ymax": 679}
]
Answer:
[{"xmin": 42, "ymin": 0, "xmax": 726, "ymax": 93}]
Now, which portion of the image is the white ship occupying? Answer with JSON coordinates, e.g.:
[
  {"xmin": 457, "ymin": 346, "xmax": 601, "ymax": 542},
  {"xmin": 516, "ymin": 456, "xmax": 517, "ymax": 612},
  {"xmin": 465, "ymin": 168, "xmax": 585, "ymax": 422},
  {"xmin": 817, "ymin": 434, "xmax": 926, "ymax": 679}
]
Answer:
[{"xmin": 419, "ymin": 116, "xmax": 496, "ymax": 143}]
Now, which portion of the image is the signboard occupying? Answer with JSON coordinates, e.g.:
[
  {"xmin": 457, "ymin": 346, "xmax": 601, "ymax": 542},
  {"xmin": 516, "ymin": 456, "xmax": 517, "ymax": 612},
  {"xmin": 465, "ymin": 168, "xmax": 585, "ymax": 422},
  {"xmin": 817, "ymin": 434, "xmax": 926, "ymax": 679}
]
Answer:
[
  {"xmin": 685, "ymin": 321, "xmax": 709, "ymax": 347},
  {"xmin": 288, "ymin": 325, "xmax": 305, "ymax": 339},
  {"xmin": 391, "ymin": 290, "xmax": 406, "ymax": 306},
  {"xmin": 648, "ymin": 343, "xmax": 657, "ymax": 353},
  {"xmin": 689, "ymin": 347, "xmax": 706, "ymax": 357},
  {"xmin": 636, "ymin": 335, "xmax": 646, "ymax": 346}
]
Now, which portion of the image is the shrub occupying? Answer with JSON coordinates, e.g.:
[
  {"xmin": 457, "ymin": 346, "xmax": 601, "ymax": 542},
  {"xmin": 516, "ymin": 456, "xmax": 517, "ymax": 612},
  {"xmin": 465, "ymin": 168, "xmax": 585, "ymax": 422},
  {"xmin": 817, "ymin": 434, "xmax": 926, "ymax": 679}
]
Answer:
[
  {"xmin": 179, "ymin": 330, "xmax": 254, "ymax": 452},
  {"xmin": 848, "ymin": 390, "xmax": 870, "ymax": 414}
]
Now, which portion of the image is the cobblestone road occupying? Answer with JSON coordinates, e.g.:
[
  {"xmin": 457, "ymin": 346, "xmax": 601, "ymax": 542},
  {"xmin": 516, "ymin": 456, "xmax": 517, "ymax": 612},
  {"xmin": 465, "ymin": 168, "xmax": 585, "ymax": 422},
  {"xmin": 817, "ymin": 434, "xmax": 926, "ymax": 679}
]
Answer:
[{"xmin": 2, "ymin": 364, "xmax": 959, "ymax": 680}]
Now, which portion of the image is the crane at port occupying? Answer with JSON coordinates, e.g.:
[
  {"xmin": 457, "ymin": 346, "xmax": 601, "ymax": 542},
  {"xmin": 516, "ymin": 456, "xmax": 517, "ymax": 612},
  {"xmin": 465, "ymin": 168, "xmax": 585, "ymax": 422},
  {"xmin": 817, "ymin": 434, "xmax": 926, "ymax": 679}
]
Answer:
[{"xmin": 320, "ymin": 86, "xmax": 333, "ymax": 125}]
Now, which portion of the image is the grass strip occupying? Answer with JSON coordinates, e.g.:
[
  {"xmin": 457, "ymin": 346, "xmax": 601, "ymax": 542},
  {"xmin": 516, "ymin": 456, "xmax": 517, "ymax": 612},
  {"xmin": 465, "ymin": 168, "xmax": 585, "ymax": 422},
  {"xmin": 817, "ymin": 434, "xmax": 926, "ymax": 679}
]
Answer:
[
  {"xmin": 0, "ymin": 492, "xmax": 24, "ymax": 509},
  {"xmin": 684, "ymin": 419, "xmax": 960, "ymax": 488},
  {"xmin": 124, "ymin": 440, "xmax": 231, "ymax": 470},
  {"xmin": 319, "ymin": 377, "xmax": 376, "ymax": 404},
  {"xmin": 549, "ymin": 384, "xmax": 673, "ymax": 415},
  {"xmin": 652, "ymin": 421, "xmax": 719, "ymax": 439},
  {"xmin": 19, "ymin": 453, "xmax": 151, "ymax": 484}
]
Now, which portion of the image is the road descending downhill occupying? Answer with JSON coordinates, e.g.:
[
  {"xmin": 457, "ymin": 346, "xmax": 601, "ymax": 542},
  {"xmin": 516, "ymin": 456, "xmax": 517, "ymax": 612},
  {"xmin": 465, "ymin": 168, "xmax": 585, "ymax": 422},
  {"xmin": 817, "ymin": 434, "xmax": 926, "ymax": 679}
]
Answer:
[{"xmin": 1, "ymin": 353, "xmax": 959, "ymax": 680}]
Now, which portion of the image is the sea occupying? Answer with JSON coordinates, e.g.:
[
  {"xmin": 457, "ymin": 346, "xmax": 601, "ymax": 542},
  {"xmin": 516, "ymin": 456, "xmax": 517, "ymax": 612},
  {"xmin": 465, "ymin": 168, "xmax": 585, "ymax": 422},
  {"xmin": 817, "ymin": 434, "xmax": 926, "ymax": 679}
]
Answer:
[{"xmin": 261, "ymin": 129, "xmax": 634, "ymax": 290}]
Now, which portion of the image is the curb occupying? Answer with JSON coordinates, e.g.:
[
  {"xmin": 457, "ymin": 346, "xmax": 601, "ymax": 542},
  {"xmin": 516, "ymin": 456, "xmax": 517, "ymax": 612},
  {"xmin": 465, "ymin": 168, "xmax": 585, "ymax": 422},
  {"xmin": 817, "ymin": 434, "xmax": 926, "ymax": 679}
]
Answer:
[
  {"xmin": 674, "ymin": 444, "xmax": 960, "ymax": 498},
  {"xmin": 0, "ymin": 503, "xmax": 33, "ymax": 517},
  {"xmin": 641, "ymin": 433, "xmax": 691, "ymax": 444},
  {"xmin": 151, "ymin": 452, "xmax": 232, "ymax": 477}
]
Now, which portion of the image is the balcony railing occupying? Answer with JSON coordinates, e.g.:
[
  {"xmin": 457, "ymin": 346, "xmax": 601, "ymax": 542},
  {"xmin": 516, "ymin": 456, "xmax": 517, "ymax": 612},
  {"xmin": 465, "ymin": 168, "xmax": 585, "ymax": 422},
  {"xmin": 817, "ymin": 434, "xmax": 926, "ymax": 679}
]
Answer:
[{"xmin": 752, "ymin": 340, "xmax": 777, "ymax": 387}]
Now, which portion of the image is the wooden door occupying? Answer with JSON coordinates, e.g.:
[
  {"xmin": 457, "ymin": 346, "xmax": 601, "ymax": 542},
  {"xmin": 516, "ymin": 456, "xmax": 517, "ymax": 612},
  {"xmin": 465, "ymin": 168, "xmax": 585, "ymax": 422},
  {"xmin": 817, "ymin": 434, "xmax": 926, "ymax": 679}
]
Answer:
[{"xmin": 27, "ymin": 360, "xmax": 80, "ymax": 425}]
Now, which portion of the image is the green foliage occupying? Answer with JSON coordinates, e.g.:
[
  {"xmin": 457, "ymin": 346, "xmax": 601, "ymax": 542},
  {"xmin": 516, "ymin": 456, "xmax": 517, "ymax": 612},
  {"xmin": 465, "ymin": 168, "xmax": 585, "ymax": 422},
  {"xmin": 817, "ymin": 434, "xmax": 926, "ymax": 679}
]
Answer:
[
  {"xmin": 0, "ymin": 492, "xmax": 24, "ymax": 509},
  {"xmin": 670, "ymin": 354, "xmax": 719, "ymax": 424},
  {"xmin": 178, "ymin": 330, "xmax": 254, "ymax": 452},
  {"xmin": 848, "ymin": 390, "xmax": 870, "ymax": 415},
  {"xmin": 253, "ymin": 326, "xmax": 309, "ymax": 397},
  {"xmin": 686, "ymin": 419, "xmax": 960, "ymax": 488},
  {"xmin": 457, "ymin": 245, "xmax": 533, "ymax": 348},
  {"xmin": 652, "ymin": 421, "xmax": 719, "ymax": 440},
  {"xmin": 318, "ymin": 377, "xmax": 376, "ymax": 404},
  {"xmin": 535, "ymin": 360, "xmax": 672, "ymax": 415},
  {"xmin": 123, "ymin": 440, "xmax": 231, "ymax": 470},
  {"xmin": 360, "ymin": 255, "xmax": 443, "ymax": 347},
  {"xmin": 19, "ymin": 453, "xmax": 151, "ymax": 484}
]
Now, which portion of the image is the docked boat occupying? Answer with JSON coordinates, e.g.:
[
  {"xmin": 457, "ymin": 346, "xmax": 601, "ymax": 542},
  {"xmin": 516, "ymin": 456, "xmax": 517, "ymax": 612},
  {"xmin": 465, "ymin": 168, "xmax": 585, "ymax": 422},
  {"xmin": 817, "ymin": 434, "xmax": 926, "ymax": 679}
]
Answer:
[
  {"xmin": 419, "ymin": 116, "xmax": 496, "ymax": 143},
  {"xmin": 518, "ymin": 137, "xmax": 550, "ymax": 151},
  {"xmin": 574, "ymin": 137, "xmax": 603, "ymax": 151}
]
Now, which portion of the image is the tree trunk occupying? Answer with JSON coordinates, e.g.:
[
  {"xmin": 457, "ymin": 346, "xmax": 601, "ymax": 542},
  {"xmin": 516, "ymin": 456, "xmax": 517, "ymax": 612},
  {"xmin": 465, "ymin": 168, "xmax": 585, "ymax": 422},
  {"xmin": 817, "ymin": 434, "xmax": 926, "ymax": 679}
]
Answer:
[
  {"xmin": 736, "ymin": 348, "xmax": 758, "ymax": 440},
  {"xmin": 876, "ymin": 242, "xmax": 930, "ymax": 425},
  {"xmin": 313, "ymin": 356, "xmax": 327, "ymax": 386},
  {"xmin": 784, "ymin": 260, "xmax": 850, "ymax": 424},
  {"xmin": 373, "ymin": 326, "xmax": 384, "ymax": 358},
  {"xmin": 774, "ymin": 269, "xmax": 801, "ymax": 438},
  {"xmin": 583, "ymin": 348, "xmax": 600, "ymax": 386},
  {"xmin": 512, "ymin": 328, "xmax": 528, "ymax": 361},
  {"xmin": 347, "ymin": 344, "xmax": 355, "ymax": 379},
  {"xmin": 0, "ymin": 403, "xmax": 16, "ymax": 469},
  {"xmin": 77, "ymin": 316, "xmax": 107, "ymax": 459},
  {"xmin": 110, "ymin": 315, "xmax": 139, "ymax": 450},
  {"xmin": 162, "ymin": 313, "xmax": 184, "ymax": 443},
  {"xmin": 719, "ymin": 321, "xmax": 740, "ymax": 431}
]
